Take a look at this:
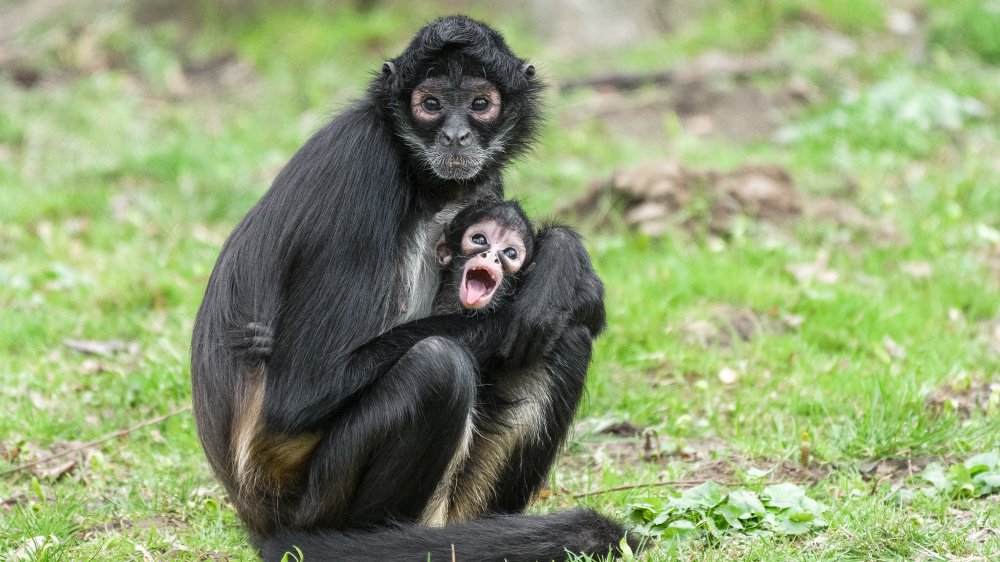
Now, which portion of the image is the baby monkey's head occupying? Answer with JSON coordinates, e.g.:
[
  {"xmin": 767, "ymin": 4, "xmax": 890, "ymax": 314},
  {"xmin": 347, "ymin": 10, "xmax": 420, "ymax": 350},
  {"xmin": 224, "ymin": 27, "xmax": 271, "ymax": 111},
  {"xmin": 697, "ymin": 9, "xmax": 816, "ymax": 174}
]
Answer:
[{"xmin": 436, "ymin": 200, "xmax": 534, "ymax": 313}]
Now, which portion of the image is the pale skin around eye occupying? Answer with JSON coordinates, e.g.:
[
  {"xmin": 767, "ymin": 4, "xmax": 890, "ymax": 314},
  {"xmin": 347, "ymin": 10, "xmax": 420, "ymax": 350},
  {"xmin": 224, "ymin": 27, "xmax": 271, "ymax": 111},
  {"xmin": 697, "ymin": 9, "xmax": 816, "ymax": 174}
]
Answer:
[
  {"xmin": 410, "ymin": 77, "xmax": 502, "ymax": 124},
  {"xmin": 460, "ymin": 220, "xmax": 526, "ymax": 274}
]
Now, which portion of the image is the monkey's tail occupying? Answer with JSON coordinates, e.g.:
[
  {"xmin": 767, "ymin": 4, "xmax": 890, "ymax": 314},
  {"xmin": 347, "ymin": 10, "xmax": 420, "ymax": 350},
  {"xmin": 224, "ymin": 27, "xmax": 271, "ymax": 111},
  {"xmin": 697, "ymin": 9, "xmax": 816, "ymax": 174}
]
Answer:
[{"xmin": 254, "ymin": 509, "xmax": 641, "ymax": 562}]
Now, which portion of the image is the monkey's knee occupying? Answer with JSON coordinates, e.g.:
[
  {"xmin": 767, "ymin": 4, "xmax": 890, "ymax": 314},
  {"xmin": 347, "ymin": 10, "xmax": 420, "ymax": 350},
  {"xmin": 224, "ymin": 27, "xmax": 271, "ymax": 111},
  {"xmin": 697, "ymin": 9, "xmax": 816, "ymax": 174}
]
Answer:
[{"xmin": 403, "ymin": 336, "xmax": 476, "ymax": 413}]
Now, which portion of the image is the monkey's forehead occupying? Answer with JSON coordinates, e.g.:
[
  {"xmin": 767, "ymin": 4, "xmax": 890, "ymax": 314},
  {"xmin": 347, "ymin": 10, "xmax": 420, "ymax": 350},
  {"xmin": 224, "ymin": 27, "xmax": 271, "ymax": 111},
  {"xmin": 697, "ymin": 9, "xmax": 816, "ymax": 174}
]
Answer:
[
  {"xmin": 461, "ymin": 220, "xmax": 528, "ymax": 250},
  {"xmin": 412, "ymin": 77, "xmax": 501, "ymax": 97}
]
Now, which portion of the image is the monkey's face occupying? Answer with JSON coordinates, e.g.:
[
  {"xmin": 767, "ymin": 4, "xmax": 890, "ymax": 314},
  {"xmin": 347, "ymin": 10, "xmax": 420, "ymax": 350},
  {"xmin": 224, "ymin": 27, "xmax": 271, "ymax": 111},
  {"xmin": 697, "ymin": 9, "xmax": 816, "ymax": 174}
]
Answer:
[
  {"xmin": 409, "ymin": 76, "xmax": 503, "ymax": 181},
  {"xmin": 376, "ymin": 18, "xmax": 541, "ymax": 183},
  {"xmin": 438, "ymin": 218, "xmax": 528, "ymax": 310}
]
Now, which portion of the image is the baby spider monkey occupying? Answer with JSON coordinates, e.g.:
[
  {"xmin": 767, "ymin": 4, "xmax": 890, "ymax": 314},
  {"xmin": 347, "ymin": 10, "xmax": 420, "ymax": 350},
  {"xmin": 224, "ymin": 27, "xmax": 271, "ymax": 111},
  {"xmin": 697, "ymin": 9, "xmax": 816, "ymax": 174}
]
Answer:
[{"xmin": 434, "ymin": 200, "xmax": 535, "ymax": 315}]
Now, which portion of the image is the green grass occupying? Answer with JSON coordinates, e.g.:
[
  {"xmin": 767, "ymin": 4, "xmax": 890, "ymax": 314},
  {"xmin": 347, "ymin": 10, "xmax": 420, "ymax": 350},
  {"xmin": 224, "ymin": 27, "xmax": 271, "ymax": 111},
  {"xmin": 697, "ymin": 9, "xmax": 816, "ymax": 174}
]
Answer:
[{"xmin": 2, "ymin": 1, "xmax": 1000, "ymax": 560}]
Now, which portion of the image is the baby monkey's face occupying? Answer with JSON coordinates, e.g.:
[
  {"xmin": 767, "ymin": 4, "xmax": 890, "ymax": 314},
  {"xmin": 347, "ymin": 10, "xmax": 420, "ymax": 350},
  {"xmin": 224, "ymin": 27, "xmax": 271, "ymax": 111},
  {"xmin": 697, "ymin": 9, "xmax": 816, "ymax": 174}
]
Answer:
[{"xmin": 438, "ymin": 218, "xmax": 528, "ymax": 310}]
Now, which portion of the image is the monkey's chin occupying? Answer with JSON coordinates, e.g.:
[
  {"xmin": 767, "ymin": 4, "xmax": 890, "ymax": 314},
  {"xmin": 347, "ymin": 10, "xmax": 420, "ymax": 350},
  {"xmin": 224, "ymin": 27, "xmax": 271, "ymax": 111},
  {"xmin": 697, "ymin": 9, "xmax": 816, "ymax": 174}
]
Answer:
[{"xmin": 430, "ymin": 154, "xmax": 485, "ymax": 181}]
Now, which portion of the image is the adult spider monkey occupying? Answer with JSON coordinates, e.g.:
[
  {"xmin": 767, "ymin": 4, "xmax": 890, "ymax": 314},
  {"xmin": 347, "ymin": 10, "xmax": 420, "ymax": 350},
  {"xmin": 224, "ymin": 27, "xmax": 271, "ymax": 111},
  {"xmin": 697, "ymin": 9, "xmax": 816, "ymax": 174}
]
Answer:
[{"xmin": 191, "ymin": 16, "xmax": 634, "ymax": 562}]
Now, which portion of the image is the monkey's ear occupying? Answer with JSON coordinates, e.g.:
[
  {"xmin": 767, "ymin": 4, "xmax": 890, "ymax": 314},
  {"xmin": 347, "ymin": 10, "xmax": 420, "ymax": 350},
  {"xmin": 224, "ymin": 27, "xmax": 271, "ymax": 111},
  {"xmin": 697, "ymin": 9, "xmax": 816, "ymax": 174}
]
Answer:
[
  {"xmin": 382, "ymin": 61, "xmax": 396, "ymax": 75},
  {"xmin": 435, "ymin": 235, "xmax": 452, "ymax": 266},
  {"xmin": 522, "ymin": 63, "xmax": 535, "ymax": 77}
]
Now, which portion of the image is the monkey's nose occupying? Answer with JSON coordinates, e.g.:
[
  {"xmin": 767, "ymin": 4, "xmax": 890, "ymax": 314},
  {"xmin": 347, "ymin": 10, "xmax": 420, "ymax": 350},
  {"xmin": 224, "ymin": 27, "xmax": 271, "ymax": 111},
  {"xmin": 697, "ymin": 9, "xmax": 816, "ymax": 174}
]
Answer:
[{"xmin": 439, "ymin": 126, "xmax": 473, "ymax": 148}]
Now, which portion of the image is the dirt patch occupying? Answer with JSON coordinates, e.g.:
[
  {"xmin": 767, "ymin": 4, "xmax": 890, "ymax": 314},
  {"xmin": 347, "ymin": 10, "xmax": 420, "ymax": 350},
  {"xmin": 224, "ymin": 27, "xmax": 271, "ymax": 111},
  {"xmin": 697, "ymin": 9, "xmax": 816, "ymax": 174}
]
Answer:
[
  {"xmin": 81, "ymin": 515, "xmax": 188, "ymax": 539},
  {"xmin": 2, "ymin": 493, "xmax": 30, "ymax": 515},
  {"xmin": 679, "ymin": 303, "xmax": 799, "ymax": 349},
  {"xmin": 562, "ymin": 159, "xmax": 893, "ymax": 240},
  {"xmin": 80, "ymin": 516, "xmax": 209, "ymax": 560},
  {"xmin": 598, "ymin": 421, "xmax": 647, "ymax": 437},
  {"xmin": 575, "ymin": 436, "xmax": 731, "ymax": 470},
  {"xmin": 1, "ymin": 492, "xmax": 58, "ymax": 515},
  {"xmin": 686, "ymin": 457, "xmax": 832, "ymax": 486},
  {"xmin": 565, "ymin": 437, "xmax": 834, "ymax": 487},
  {"xmin": 674, "ymin": 81, "xmax": 783, "ymax": 143},
  {"xmin": 560, "ymin": 53, "xmax": 806, "ymax": 144},
  {"xmin": 925, "ymin": 377, "xmax": 1000, "ymax": 418},
  {"xmin": 11, "ymin": 440, "xmax": 98, "ymax": 480},
  {"xmin": 562, "ymin": 436, "xmax": 962, "ymax": 499},
  {"xmin": 855, "ymin": 457, "xmax": 949, "ymax": 485},
  {"xmin": 0, "ymin": 1, "xmax": 258, "ymax": 97}
]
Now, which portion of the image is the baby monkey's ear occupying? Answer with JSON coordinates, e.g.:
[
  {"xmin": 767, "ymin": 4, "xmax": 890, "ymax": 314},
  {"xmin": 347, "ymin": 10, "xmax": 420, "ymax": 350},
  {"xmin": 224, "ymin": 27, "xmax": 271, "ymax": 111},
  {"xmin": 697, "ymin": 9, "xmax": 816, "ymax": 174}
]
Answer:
[{"xmin": 435, "ymin": 233, "xmax": 452, "ymax": 266}]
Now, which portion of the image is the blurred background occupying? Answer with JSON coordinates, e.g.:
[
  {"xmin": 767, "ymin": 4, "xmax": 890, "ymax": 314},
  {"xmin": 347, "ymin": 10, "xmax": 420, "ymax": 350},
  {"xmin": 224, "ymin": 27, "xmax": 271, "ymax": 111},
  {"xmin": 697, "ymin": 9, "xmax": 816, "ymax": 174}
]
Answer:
[{"xmin": 2, "ymin": 1, "xmax": 1000, "ymax": 560}]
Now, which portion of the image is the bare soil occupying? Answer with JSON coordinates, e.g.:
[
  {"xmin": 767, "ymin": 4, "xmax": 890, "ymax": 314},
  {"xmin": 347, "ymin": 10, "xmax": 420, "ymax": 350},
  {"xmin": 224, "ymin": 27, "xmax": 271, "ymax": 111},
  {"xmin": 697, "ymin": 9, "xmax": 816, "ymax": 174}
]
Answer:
[
  {"xmin": 925, "ymin": 377, "xmax": 1000, "ymax": 418},
  {"xmin": 81, "ymin": 515, "xmax": 188, "ymax": 538},
  {"xmin": 559, "ymin": 53, "xmax": 807, "ymax": 144},
  {"xmin": 562, "ymin": 159, "xmax": 893, "ymax": 240}
]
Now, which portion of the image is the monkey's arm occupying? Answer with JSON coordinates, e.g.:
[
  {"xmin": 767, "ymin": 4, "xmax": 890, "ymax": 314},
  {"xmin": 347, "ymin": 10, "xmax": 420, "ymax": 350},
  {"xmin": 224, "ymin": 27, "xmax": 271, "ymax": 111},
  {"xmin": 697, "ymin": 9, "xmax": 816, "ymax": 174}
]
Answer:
[
  {"xmin": 346, "ymin": 313, "xmax": 506, "ymax": 377},
  {"xmin": 261, "ymin": 310, "xmax": 506, "ymax": 436},
  {"xmin": 499, "ymin": 226, "xmax": 606, "ymax": 368}
]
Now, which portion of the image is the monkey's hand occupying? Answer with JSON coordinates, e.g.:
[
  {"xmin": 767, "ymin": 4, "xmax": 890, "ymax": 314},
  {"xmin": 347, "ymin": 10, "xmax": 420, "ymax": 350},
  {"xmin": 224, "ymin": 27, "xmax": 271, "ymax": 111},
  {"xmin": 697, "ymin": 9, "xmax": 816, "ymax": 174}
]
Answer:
[
  {"xmin": 242, "ymin": 322, "xmax": 274, "ymax": 360},
  {"xmin": 499, "ymin": 226, "xmax": 606, "ymax": 368}
]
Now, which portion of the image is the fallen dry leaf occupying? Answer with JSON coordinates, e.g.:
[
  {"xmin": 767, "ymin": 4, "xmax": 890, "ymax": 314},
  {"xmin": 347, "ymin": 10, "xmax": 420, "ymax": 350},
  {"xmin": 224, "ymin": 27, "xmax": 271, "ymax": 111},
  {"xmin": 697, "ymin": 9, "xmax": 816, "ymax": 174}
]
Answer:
[
  {"xmin": 135, "ymin": 544, "xmax": 155, "ymax": 562},
  {"xmin": 8, "ymin": 536, "xmax": 58, "ymax": 560}
]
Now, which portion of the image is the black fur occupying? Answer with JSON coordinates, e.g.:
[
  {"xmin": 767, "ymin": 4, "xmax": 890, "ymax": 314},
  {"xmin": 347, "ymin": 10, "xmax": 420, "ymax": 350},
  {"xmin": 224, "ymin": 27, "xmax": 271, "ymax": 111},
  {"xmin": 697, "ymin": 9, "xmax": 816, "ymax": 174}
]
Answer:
[
  {"xmin": 258, "ymin": 510, "xmax": 632, "ymax": 562},
  {"xmin": 190, "ymin": 16, "xmax": 625, "ymax": 562}
]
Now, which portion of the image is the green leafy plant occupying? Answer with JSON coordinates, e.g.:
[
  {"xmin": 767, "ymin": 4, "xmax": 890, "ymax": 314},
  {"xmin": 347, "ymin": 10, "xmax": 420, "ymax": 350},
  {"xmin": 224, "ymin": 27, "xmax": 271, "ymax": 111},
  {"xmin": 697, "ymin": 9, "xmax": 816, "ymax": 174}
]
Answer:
[
  {"xmin": 913, "ymin": 452, "xmax": 1000, "ymax": 499},
  {"xmin": 627, "ymin": 481, "xmax": 829, "ymax": 544}
]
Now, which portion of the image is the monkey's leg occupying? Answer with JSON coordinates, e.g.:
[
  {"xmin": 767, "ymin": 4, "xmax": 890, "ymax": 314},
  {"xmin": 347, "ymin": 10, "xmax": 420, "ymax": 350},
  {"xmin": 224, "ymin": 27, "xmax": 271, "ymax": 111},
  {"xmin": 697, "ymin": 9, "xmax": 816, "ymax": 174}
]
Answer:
[
  {"xmin": 450, "ymin": 324, "xmax": 593, "ymax": 520},
  {"xmin": 291, "ymin": 336, "xmax": 477, "ymax": 530}
]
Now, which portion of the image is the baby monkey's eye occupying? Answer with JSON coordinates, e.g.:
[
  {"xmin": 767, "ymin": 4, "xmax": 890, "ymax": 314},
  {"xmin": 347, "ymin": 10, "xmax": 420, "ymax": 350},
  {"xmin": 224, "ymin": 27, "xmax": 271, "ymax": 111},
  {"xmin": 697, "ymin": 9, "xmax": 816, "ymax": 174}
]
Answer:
[
  {"xmin": 422, "ymin": 98, "xmax": 442, "ymax": 112},
  {"xmin": 471, "ymin": 233, "xmax": 487, "ymax": 245},
  {"xmin": 471, "ymin": 98, "xmax": 490, "ymax": 111},
  {"xmin": 503, "ymin": 248, "xmax": 518, "ymax": 260}
]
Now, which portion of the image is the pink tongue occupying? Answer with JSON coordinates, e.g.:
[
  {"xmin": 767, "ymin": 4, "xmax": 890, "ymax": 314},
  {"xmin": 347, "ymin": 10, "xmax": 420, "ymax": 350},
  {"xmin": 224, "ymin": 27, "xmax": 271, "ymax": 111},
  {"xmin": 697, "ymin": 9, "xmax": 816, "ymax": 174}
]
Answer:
[{"xmin": 465, "ymin": 279, "xmax": 488, "ymax": 305}]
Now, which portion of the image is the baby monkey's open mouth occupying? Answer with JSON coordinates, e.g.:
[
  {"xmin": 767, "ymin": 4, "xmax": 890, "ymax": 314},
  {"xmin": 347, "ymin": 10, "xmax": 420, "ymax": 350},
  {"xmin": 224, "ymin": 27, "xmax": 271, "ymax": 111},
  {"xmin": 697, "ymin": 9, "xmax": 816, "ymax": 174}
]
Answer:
[{"xmin": 462, "ymin": 267, "xmax": 498, "ymax": 308}]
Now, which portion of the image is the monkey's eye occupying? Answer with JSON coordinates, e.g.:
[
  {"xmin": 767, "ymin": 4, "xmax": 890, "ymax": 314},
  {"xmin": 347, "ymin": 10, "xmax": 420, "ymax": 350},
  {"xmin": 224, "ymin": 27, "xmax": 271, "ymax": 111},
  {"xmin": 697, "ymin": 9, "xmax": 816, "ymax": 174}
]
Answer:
[
  {"xmin": 471, "ymin": 233, "xmax": 487, "ymax": 246},
  {"xmin": 503, "ymin": 248, "xmax": 518, "ymax": 260},
  {"xmin": 471, "ymin": 98, "xmax": 490, "ymax": 112},
  {"xmin": 422, "ymin": 98, "xmax": 442, "ymax": 112}
]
